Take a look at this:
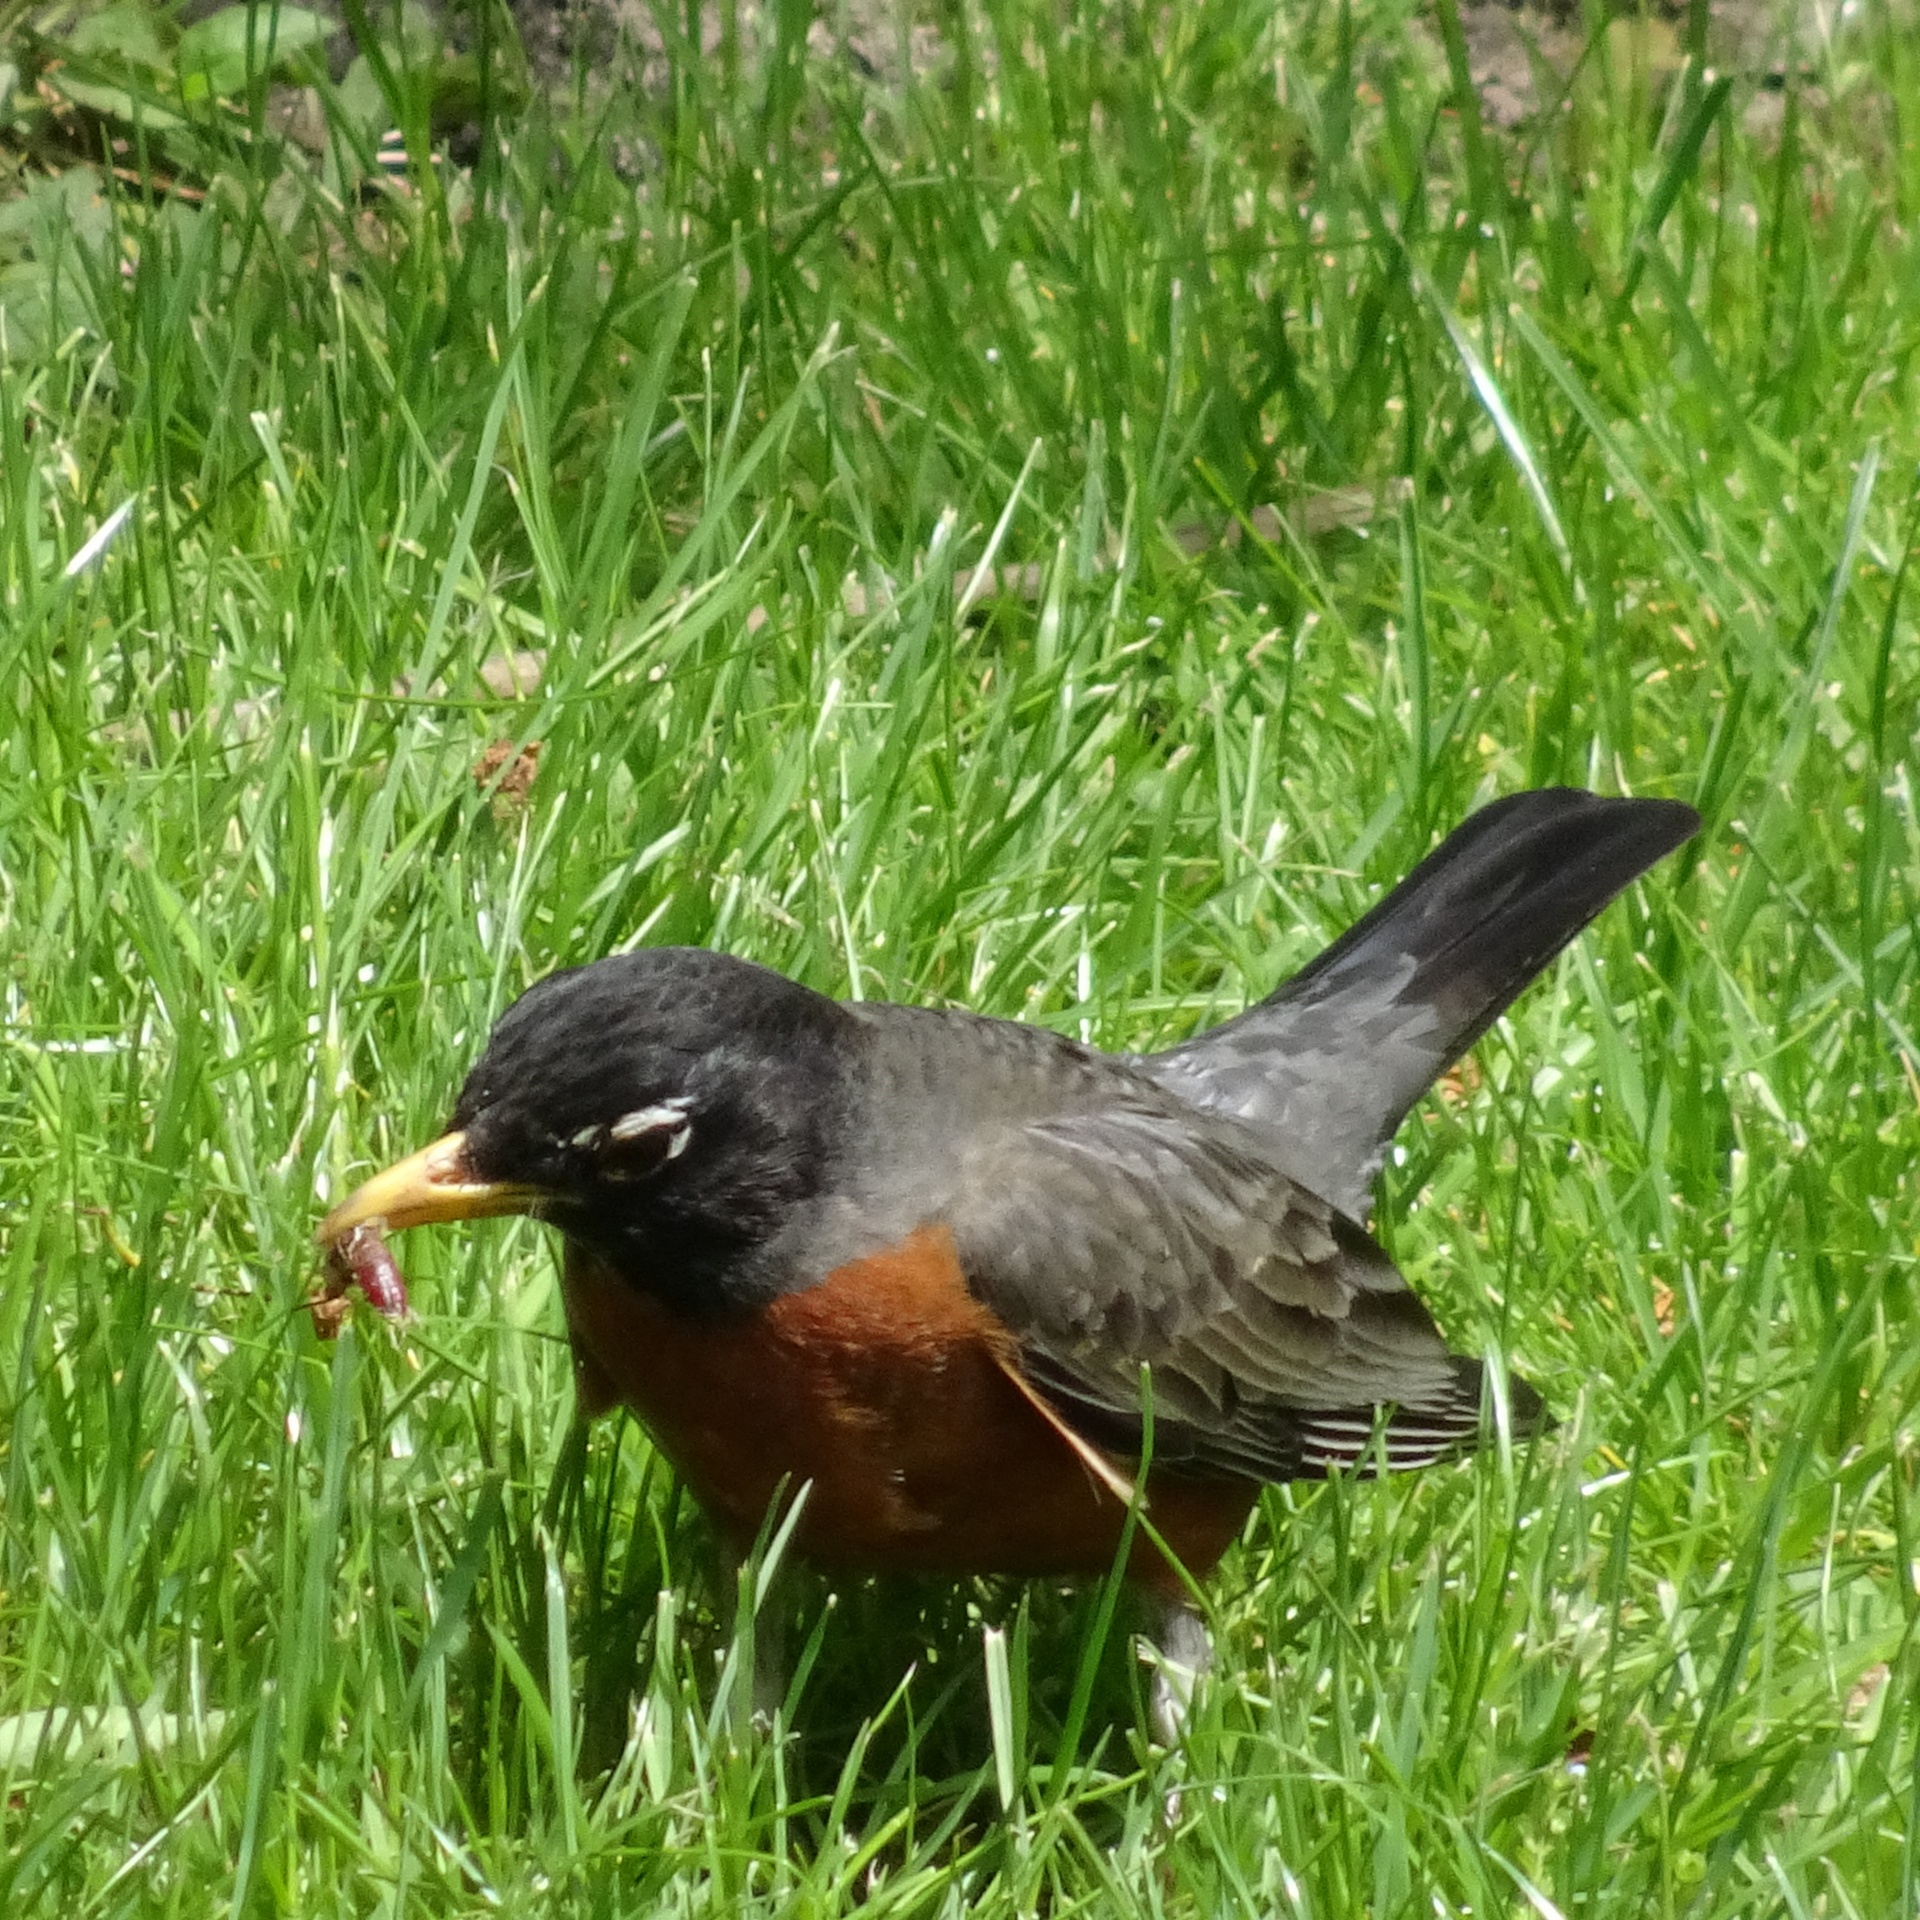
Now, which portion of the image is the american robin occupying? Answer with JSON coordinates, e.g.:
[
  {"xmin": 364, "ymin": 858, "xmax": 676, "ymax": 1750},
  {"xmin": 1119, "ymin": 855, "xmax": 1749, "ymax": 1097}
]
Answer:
[{"xmin": 318, "ymin": 787, "xmax": 1697, "ymax": 1733}]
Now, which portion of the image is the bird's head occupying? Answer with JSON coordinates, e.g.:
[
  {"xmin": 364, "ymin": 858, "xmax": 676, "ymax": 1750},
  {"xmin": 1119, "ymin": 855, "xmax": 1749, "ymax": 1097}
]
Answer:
[{"xmin": 317, "ymin": 948, "xmax": 853, "ymax": 1310}]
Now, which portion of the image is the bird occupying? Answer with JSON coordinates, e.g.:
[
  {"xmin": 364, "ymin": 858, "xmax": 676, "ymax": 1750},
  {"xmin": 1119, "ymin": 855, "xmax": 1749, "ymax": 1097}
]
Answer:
[{"xmin": 317, "ymin": 786, "xmax": 1698, "ymax": 1736}]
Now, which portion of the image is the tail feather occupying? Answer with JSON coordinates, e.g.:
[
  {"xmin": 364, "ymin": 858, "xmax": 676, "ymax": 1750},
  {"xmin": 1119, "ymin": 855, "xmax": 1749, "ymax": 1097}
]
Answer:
[{"xmin": 1144, "ymin": 789, "xmax": 1699, "ymax": 1215}]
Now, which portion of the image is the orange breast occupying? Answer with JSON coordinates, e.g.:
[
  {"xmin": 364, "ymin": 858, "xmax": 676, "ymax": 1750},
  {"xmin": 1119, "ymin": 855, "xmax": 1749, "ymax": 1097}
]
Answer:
[{"xmin": 560, "ymin": 1227, "xmax": 1255, "ymax": 1590}]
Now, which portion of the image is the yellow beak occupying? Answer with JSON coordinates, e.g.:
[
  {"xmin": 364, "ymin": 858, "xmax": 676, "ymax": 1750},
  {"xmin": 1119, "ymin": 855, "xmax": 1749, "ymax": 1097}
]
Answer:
[{"xmin": 315, "ymin": 1130, "xmax": 547, "ymax": 1244}]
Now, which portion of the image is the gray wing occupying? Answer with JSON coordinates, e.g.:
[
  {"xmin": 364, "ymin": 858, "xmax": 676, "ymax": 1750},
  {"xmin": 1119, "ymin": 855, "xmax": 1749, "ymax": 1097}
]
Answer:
[{"xmin": 945, "ymin": 1100, "xmax": 1540, "ymax": 1481}]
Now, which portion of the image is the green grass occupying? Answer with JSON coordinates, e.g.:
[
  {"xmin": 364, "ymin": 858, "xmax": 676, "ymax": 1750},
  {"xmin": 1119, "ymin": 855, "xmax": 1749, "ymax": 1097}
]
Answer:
[{"xmin": 2, "ymin": 0, "xmax": 1917, "ymax": 1911}]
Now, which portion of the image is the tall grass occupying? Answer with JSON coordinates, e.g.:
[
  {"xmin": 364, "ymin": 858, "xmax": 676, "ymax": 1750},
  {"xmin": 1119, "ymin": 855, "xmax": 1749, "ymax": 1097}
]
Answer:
[{"xmin": 1, "ymin": 0, "xmax": 1915, "ymax": 1911}]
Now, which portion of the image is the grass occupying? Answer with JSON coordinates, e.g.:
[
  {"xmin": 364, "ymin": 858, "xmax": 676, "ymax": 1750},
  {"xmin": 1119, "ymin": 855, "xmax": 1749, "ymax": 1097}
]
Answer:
[{"xmin": 1, "ymin": 0, "xmax": 1916, "ymax": 1911}]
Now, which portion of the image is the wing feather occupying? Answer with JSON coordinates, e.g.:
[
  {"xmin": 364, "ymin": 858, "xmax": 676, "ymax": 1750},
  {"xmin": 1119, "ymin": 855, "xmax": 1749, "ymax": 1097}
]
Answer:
[{"xmin": 945, "ymin": 1098, "xmax": 1541, "ymax": 1482}]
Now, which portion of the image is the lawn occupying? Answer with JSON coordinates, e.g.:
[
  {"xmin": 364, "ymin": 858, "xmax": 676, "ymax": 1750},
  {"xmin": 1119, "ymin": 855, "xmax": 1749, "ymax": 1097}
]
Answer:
[{"xmin": 1, "ymin": 0, "xmax": 1916, "ymax": 1912}]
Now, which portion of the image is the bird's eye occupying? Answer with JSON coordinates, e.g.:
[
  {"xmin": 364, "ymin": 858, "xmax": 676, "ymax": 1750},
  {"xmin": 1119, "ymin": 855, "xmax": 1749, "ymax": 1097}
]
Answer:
[{"xmin": 588, "ymin": 1101, "xmax": 693, "ymax": 1182}]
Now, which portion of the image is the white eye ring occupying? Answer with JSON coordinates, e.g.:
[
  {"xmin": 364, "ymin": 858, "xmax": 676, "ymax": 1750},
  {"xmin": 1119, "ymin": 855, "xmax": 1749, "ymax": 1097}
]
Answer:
[{"xmin": 607, "ymin": 1101, "xmax": 692, "ymax": 1162}]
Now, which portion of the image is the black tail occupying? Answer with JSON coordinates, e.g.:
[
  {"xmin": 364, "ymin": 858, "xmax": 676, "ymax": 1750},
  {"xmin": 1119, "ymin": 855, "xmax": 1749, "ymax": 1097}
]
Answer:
[{"xmin": 1144, "ymin": 790, "xmax": 1699, "ymax": 1214}]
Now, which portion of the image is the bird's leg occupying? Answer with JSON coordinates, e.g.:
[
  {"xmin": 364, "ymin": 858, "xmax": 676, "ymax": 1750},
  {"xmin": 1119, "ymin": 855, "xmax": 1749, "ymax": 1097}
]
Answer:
[
  {"xmin": 715, "ymin": 1535, "xmax": 789, "ymax": 1732},
  {"xmin": 716, "ymin": 1481, "xmax": 812, "ymax": 1733},
  {"xmin": 746, "ymin": 1574, "xmax": 787, "ymax": 1729},
  {"xmin": 1139, "ymin": 1587, "xmax": 1213, "ymax": 1745}
]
